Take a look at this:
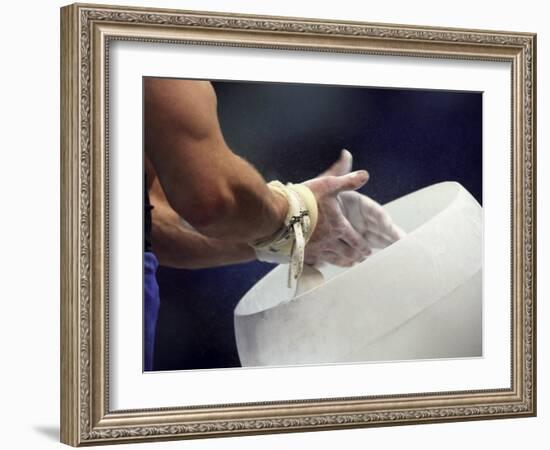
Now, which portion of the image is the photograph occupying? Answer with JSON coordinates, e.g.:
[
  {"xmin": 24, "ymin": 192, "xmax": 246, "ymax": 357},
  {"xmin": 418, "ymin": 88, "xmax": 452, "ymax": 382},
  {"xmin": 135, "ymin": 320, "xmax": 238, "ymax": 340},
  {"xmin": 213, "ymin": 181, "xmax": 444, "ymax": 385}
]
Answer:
[
  {"xmin": 60, "ymin": 3, "xmax": 536, "ymax": 445},
  {"xmin": 143, "ymin": 78, "xmax": 483, "ymax": 372}
]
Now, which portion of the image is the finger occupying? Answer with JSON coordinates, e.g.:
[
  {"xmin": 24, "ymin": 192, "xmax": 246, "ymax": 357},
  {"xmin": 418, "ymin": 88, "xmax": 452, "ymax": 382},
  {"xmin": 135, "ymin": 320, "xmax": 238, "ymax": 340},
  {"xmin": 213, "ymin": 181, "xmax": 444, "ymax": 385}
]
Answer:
[
  {"xmin": 365, "ymin": 213, "xmax": 406, "ymax": 242},
  {"xmin": 362, "ymin": 229, "xmax": 394, "ymax": 249},
  {"xmin": 312, "ymin": 260, "xmax": 327, "ymax": 270},
  {"xmin": 326, "ymin": 170, "xmax": 369, "ymax": 195},
  {"xmin": 355, "ymin": 194, "xmax": 385, "ymax": 223},
  {"xmin": 336, "ymin": 217, "xmax": 372, "ymax": 256},
  {"xmin": 357, "ymin": 196, "xmax": 405, "ymax": 241},
  {"xmin": 320, "ymin": 250, "xmax": 356, "ymax": 267},
  {"xmin": 385, "ymin": 223, "xmax": 406, "ymax": 240},
  {"xmin": 319, "ymin": 149, "xmax": 353, "ymax": 177},
  {"xmin": 304, "ymin": 251, "xmax": 323, "ymax": 267},
  {"xmin": 304, "ymin": 254, "xmax": 317, "ymax": 266},
  {"xmin": 328, "ymin": 239, "xmax": 368, "ymax": 262}
]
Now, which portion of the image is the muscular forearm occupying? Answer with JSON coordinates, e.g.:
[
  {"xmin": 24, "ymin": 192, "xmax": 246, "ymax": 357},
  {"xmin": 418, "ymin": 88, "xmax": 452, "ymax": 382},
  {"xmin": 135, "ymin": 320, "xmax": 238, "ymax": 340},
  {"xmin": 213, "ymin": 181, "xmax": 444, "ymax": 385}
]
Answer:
[
  {"xmin": 151, "ymin": 198, "xmax": 256, "ymax": 269},
  {"xmin": 194, "ymin": 151, "xmax": 289, "ymax": 241}
]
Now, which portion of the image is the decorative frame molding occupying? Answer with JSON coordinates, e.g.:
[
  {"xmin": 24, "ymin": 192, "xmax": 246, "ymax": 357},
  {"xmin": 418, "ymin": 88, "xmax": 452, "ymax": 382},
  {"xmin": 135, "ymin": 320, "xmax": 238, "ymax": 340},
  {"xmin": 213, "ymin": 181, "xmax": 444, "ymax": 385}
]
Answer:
[{"xmin": 60, "ymin": 3, "xmax": 536, "ymax": 446}]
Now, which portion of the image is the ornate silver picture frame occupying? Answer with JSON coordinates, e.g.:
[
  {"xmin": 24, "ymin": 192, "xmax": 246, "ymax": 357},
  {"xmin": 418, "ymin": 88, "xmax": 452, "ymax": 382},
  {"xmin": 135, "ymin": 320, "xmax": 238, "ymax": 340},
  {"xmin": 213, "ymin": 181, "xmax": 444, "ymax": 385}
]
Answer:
[{"xmin": 60, "ymin": 2, "xmax": 536, "ymax": 446}]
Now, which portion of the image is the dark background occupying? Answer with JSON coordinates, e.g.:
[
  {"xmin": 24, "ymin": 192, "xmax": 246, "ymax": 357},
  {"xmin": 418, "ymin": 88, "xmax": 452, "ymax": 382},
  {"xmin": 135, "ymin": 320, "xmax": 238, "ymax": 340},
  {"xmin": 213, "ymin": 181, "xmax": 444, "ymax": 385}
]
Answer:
[{"xmin": 153, "ymin": 80, "xmax": 482, "ymax": 371}]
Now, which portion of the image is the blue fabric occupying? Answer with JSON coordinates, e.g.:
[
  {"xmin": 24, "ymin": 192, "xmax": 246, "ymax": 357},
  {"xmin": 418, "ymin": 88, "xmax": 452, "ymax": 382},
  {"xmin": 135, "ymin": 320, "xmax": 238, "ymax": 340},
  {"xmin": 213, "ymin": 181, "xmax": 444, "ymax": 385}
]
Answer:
[{"xmin": 144, "ymin": 251, "xmax": 160, "ymax": 371}]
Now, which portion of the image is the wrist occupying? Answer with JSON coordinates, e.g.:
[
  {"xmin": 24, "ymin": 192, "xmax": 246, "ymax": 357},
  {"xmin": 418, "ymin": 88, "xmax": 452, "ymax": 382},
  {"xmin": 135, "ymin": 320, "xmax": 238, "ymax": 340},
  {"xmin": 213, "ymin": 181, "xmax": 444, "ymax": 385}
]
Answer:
[
  {"xmin": 272, "ymin": 187, "xmax": 290, "ymax": 228},
  {"xmin": 250, "ymin": 185, "xmax": 289, "ymax": 248},
  {"xmin": 249, "ymin": 180, "xmax": 318, "ymax": 287}
]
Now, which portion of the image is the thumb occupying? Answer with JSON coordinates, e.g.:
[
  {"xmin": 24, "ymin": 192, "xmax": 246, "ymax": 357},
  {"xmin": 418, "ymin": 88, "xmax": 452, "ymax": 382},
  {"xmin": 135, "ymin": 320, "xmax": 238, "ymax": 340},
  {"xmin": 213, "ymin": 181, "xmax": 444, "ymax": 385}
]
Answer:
[
  {"xmin": 320, "ymin": 149, "xmax": 353, "ymax": 177},
  {"xmin": 328, "ymin": 170, "xmax": 369, "ymax": 195}
]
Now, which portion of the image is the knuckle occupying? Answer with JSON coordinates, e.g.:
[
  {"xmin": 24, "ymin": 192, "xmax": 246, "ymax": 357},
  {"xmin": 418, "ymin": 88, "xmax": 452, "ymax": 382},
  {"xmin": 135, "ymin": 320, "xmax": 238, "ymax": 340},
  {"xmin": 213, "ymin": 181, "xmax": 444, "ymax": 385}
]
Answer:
[
  {"xmin": 380, "ymin": 212, "xmax": 392, "ymax": 228},
  {"xmin": 370, "ymin": 207, "xmax": 385, "ymax": 222},
  {"xmin": 359, "ymin": 243, "xmax": 371, "ymax": 255},
  {"xmin": 343, "ymin": 246, "xmax": 356, "ymax": 258},
  {"xmin": 334, "ymin": 224, "xmax": 347, "ymax": 237},
  {"xmin": 346, "ymin": 233, "xmax": 361, "ymax": 246}
]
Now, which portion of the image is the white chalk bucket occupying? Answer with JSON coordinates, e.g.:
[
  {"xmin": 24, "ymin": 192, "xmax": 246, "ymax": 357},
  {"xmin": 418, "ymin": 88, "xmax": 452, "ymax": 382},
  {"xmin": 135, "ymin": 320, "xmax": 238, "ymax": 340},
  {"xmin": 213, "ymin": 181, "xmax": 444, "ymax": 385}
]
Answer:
[{"xmin": 234, "ymin": 182, "xmax": 482, "ymax": 367}]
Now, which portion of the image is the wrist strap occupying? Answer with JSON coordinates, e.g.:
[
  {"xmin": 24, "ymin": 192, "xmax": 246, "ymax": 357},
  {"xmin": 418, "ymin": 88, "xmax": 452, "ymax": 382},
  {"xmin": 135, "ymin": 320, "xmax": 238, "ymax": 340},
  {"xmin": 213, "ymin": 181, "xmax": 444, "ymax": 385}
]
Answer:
[{"xmin": 250, "ymin": 181, "xmax": 318, "ymax": 287}]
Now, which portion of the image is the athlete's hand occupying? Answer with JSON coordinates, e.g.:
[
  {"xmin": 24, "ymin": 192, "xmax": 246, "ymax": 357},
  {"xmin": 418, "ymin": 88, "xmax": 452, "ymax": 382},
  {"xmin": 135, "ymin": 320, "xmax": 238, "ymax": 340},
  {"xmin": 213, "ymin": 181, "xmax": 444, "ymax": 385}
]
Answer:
[
  {"xmin": 305, "ymin": 149, "xmax": 405, "ymax": 267},
  {"xmin": 302, "ymin": 169, "xmax": 371, "ymax": 267}
]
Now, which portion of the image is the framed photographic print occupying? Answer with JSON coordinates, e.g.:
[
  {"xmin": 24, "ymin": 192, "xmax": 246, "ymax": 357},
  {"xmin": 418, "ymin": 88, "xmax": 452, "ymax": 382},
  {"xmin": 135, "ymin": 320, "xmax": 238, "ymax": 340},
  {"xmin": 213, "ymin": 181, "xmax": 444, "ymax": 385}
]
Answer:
[{"xmin": 60, "ymin": 2, "xmax": 537, "ymax": 446}]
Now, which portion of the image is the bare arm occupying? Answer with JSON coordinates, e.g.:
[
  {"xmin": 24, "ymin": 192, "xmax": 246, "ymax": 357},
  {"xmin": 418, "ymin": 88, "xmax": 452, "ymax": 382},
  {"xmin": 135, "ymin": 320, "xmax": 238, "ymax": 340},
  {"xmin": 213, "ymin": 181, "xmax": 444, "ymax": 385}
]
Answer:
[
  {"xmin": 144, "ymin": 78, "xmax": 287, "ymax": 242},
  {"xmin": 147, "ymin": 162, "xmax": 255, "ymax": 269}
]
